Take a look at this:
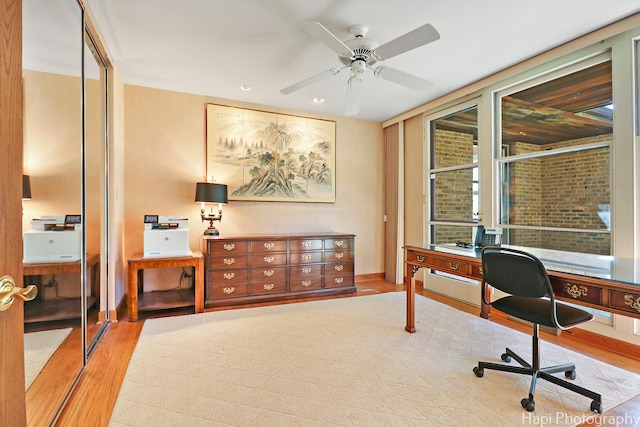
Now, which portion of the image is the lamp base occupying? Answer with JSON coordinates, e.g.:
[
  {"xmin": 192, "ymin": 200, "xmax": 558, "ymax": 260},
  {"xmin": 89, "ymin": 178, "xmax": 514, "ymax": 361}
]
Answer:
[{"xmin": 203, "ymin": 227, "xmax": 219, "ymax": 236}]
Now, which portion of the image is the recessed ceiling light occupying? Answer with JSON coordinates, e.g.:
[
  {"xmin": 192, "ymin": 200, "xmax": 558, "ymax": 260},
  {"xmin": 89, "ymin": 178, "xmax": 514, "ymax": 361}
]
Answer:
[
  {"xmin": 240, "ymin": 84, "xmax": 253, "ymax": 91},
  {"xmin": 313, "ymin": 97, "xmax": 325, "ymax": 104}
]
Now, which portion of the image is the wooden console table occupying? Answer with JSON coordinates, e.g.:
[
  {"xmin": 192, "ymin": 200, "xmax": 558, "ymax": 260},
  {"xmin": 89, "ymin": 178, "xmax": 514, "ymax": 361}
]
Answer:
[
  {"xmin": 127, "ymin": 251, "xmax": 204, "ymax": 322},
  {"xmin": 404, "ymin": 244, "xmax": 640, "ymax": 333},
  {"xmin": 23, "ymin": 253, "xmax": 100, "ymax": 323}
]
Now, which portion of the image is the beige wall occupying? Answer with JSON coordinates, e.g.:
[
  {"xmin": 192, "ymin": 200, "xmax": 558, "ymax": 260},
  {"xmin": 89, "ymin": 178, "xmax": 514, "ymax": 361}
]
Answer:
[
  {"xmin": 123, "ymin": 85, "xmax": 386, "ymax": 292},
  {"xmin": 403, "ymin": 114, "xmax": 424, "ymax": 246}
]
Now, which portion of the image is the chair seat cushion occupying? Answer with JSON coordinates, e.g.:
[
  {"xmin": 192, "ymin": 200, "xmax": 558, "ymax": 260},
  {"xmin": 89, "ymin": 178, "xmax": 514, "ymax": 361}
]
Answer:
[{"xmin": 492, "ymin": 296, "xmax": 593, "ymax": 329}]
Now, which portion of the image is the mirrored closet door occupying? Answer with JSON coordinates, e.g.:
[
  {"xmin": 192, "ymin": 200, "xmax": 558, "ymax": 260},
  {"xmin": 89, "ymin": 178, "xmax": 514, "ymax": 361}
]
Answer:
[{"xmin": 22, "ymin": 0, "xmax": 110, "ymax": 423}]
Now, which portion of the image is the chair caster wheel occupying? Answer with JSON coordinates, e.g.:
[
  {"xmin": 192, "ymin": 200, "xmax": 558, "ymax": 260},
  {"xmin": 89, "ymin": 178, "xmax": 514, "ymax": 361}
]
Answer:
[
  {"xmin": 591, "ymin": 401, "xmax": 603, "ymax": 413},
  {"xmin": 565, "ymin": 370, "xmax": 576, "ymax": 380},
  {"xmin": 473, "ymin": 367, "xmax": 484, "ymax": 377},
  {"xmin": 521, "ymin": 398, "xmax": 535, "ymax": 412},
  {"xmin": 501, "ymin": 353, "xmax": 512, "ymax": 363}
]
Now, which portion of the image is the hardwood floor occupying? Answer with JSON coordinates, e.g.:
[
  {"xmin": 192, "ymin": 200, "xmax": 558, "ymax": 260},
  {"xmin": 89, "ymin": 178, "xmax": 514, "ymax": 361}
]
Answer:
[{"xmin": 54, "ymin": 277, "xmax": 640, "ymax": 426}]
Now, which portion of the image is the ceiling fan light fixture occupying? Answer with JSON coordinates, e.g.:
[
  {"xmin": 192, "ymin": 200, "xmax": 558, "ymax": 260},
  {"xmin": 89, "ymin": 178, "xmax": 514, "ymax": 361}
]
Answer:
[
  {"xmin": 240, "ymin": 84, "xmax": 253, "ymax": 91},
  {"xmin": 313, "ymin": 97, "xmax": 325, "ymax": 104}
]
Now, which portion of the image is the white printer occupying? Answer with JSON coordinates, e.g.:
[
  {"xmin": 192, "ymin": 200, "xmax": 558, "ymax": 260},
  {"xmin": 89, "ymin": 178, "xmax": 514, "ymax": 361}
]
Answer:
[
  {"xmin": 23, "ymin": 215, "xmax": 82, "ymax": 263},
  {"xmin": 143, "ymin": 214, "xmax": 191, "ymax": 258}
]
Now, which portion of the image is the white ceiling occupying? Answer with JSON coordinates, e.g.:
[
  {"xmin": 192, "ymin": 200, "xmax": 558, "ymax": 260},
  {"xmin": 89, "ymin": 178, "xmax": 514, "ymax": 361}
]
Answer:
[{"xmin": 27, "ymin": 1, "xmax": 640, "ymax": 122}]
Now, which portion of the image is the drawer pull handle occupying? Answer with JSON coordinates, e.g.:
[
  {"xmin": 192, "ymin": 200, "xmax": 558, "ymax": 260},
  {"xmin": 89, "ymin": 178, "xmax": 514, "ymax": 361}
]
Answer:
[
  {"xmin": 564, "ymin": 283, "xmax": 588, "ymax": 299},
  {"xmin": 448, "ymin": 262, "xmax": 460, "ymax": 271},
  {"xmin": 264, "ymin": 270, "xmax": 274, "ymax": 277},
  {"xmin": 223, "ymin": 287, "xmax": 235, "ymax": 294},
  {"xmin": 416, "ymin": 255, "xmax": 426, "ymax": 262},
  {"xmin": 302, "ymin": 280, "xmax": 311, "ymax": 287},
  {"xmin": 334, "ymin": 265, "xmax": 343, "ymax": 272},
  {"xmin": 334, "ymin": 252, "xmax": 344, "ymax": 259},
  {"xmin": 335, "ymin": 240, "xmax": 344, "ymax": 247},
  {"xmin": 302, "ymin": 254, "xmax": 311, "ymax": 261},
  {"xmin": 334, "ymin": 277, "xmax": 344, "ymax": 284},
  {"xmin": 263, "ymin": 242, "xmax": 275, "ymax": 250},
  {"xmin": 223, "ymin": 272, "xmax": 235, "ymax": 280},
  {"xmin": 302, "ymin": 267, "xmax": 311, "ymax": 274},
  {"xmin": 302, "ymin": 241, "xmax": 312, "ymax": 248},
  {"xmin": 264, "ymin": 284, "xmax": 275, "ymax": 291},
  {"xmin": 624, "ymin": 295, "xmax": 640, "ymax": 313},
  {"xmin": 223, "ymin": 243, "xmax": 235, "ymax": 251},
  {"xmin": 264, "ymin": 256, "xmax": 275, "ymax": 263},
  {"xmin": 223, "ymin": 258, "xmax": 235, "ymax": 265}
]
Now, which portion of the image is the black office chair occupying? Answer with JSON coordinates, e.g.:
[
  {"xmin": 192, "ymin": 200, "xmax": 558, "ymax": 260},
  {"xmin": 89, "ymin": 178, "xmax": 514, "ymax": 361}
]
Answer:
[{"xmin": 472, "ymin": 246, "xmax": 602, "ymax": 413}]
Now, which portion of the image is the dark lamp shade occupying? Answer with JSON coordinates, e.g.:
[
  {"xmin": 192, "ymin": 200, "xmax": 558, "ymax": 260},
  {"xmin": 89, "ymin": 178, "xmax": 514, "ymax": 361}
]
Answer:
[
  {"xmin": 22, "ymin": 175, "xmax": 32, "ymax": 200},
  {"xmin": 195, "ymin": 182, "xmax": 228, "ymax": 204}
]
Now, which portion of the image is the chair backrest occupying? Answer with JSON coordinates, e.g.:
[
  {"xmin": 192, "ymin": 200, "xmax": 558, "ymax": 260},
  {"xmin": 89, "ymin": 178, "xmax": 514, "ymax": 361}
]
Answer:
[{"xmin": 481, "ymin": 246, "xmax": 553, "ymax": 299}]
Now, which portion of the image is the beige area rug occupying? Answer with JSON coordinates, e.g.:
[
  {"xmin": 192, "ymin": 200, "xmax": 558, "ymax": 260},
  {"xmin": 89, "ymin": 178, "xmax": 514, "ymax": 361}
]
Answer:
[
  {"xmin": 110, "ymin": 293, "xmax": 640, "ymax": 426},
  {"xmin": 24, "ymin": 327, "xmax": 72, "ymax": 390}
]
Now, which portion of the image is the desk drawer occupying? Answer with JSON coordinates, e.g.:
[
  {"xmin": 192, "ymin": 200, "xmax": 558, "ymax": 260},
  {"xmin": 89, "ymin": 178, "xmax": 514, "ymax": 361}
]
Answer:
[
  {"xmin": 408, "ymin": 252, "xmax": 471, "ymax": 276},
  {"xmin": 551, "ymin": 279, "xmax": 602, "ymax": 306},
  {"xmin": 609, "ymin": 290, "xmax": 640, "ymax": 316}
]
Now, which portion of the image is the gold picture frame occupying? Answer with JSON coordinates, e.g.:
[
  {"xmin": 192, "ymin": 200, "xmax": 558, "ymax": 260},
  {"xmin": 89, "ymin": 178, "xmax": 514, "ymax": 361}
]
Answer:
[{"xmin": 206, "ymin": 103, "xmax": 336, "ymax": 203}]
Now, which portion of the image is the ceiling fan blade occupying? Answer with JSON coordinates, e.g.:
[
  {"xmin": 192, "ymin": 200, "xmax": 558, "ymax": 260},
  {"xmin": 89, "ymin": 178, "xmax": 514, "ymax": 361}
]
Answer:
[
  {"xmin": 373, "ymin": 23, "xmax": 440, "ymax": 61},
  {"xmin": 374, "ymin": 66, "xmax": 433, "ymax": 92},
  {"xmin": 344, "ymin": 75, "xmax": 363, "ymax": 116},
  {"xmin": 281, "ymin": 66, "xmax": 346, "ymax": 95},
  {"xmin": 300, "ymin": 21, "xmax": 354, "ymax": 57}
]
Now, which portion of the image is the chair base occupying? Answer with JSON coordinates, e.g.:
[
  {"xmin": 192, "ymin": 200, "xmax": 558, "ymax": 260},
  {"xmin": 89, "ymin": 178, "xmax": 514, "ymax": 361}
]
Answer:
[{"xmin": 473, "ymin": 328, "xmax": 602, "ymax": 413}]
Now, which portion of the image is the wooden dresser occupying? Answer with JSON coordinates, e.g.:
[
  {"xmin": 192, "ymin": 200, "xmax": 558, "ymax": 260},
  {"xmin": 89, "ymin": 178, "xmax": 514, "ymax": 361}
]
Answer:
[{"xmin": 202, "ymin": 233, "xmax": 355, "ymax": 307}]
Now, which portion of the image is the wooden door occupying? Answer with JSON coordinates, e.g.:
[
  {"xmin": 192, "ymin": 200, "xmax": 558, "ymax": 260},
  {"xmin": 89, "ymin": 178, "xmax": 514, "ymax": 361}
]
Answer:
[{"xmin": 0, "ymin": 0, "xmax": 27, "ymax": 425}]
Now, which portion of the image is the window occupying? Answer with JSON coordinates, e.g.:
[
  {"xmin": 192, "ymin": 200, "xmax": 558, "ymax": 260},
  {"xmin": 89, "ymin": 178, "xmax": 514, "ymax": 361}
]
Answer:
[
  {"xmin": 497, "ymin": 59, "xmax": 612, "ymax": 255},
  {"xmin": 427, "ymin": 104, "xmax": 479, "ymax": 245}
]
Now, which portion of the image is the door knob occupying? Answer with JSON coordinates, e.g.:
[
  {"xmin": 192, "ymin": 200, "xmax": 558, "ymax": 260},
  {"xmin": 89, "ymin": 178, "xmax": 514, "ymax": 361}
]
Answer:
[{"xmin": 0, "ymin": 275, "xmax": 37, "ymax": 311}]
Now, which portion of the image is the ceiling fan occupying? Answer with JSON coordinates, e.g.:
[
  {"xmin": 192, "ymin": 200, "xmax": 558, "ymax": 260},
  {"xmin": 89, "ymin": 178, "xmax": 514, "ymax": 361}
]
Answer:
[{"xmin": 281, "ymin": 21, "xmax": 440, "ymax": 116}]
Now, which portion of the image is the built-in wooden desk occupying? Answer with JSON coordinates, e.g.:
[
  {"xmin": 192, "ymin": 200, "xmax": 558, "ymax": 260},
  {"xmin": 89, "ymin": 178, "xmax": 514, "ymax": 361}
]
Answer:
[
  {"xmin": 404, "ymin": 244, "xmax": 640, "ymax": 333},
  {"xmin": 127, "ymin": 251, "xmax": 204, "ymax": 322},
  {"xmin": 23, "ymin": 253, "xmax": 100, "ymax": 323}
]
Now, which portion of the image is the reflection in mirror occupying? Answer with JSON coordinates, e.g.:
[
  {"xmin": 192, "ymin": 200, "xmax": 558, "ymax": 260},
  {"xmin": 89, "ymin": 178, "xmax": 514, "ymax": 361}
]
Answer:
[{"xmin": 22, "ymin": 0, "xmax": 84, "ymax": 424}]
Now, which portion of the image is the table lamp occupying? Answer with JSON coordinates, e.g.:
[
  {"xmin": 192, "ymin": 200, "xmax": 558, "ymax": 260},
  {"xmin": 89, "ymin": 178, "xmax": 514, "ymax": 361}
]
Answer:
[{"xmin": 195, "ymin": 182, "xmax": 228, "ymax": 236}]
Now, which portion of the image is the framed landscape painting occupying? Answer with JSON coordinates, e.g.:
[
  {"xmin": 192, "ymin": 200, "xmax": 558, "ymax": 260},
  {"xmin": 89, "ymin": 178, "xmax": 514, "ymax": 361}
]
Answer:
[{"xmin": 206, "ymin": 104, "xmax": 336, "ymax": 203}]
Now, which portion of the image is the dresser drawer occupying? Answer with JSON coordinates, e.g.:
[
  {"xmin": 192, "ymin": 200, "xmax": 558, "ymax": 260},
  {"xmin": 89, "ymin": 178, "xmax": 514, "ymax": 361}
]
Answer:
[
  {"xmin": 324, "ymin": 250, "xmax": 354, "ymax": 263},
  {"xmin": 290, "ymin": 251, "xmax": 323, "ymax": 265},
  {"xmin": 250, "ymin": 266, "xmax": 287, "ymax": 282},
  {"xmin": 325, "ymin": 262, "xmax": 354, "ymax": 276},
  {"xmin": 251, "ymin": 239, "xmax": 287, "ymax": 253},
  {"xmin": 208, "ymin": 269, "xmax": 249, "ymax": 286},
  {"xmin": 290, "ymin": 264, "xmax": 323, "ymax": 280},
  {"xmin": 324, "ymin": 273, "xmax": 354, "ymax": 288},
  {"xmin": 209, "ymin": 254, "xmax": 249, "ymax": 269},
  {"xmin": 290, "ymin": 238, "xmax": 323, "ymax": 252},
  {"xmin": 324, "ymin": 237, "xmax": 354, "ymax": 250},
  {"xmin": 251, "ymin": 252, "xmax": 287, "ymax": 267},
  {"xmin": 208, "ymin": 240, "xmax": 249, "ymax": 254},
  {"xmin": 290, "ymin": 276, "xmax": 322, "ymax": 292},
  {"xmin": 207, "ymin": 283, "xmax": 248, "ymax": 299},
  {"xmin": 249, "ymin": 280, "xmax": 287, "ymax": 295}
]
